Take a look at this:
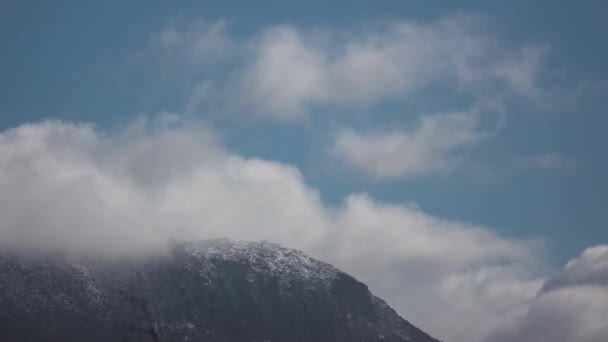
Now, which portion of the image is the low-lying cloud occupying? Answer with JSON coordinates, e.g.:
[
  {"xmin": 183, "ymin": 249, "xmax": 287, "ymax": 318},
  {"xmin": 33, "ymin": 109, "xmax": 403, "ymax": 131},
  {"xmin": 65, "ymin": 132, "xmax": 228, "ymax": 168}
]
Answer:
[
  {"xmin": 486, "ymin": 245, "xmax": 608, "ymax": 342},
  {"xmin": 2, "ymin": 117, "xmax": 605, "ymax": 342}
]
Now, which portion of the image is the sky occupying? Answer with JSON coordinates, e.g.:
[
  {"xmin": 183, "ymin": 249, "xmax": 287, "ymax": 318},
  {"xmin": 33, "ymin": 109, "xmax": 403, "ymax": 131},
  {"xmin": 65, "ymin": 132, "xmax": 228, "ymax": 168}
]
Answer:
[{"xmin": 1, "ymin": 1, "xmax": 607, "ymax": 342}]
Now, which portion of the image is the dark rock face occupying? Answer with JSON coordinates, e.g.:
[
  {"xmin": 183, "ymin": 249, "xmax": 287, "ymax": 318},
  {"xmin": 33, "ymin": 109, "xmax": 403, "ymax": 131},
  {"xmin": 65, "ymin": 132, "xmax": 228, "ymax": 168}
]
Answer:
[{"xmin": 0, "ymin": 239, "xmax": 439, "ymax": 342}]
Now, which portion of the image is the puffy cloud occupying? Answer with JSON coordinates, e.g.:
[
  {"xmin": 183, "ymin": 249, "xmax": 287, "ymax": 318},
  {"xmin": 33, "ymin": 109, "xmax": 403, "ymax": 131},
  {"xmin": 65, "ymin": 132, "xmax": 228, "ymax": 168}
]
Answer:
[
  {"xmin": 0, "ymin": 118, "xmax": 546, "ymax": 342},
  {"xmin": 138, "ymin": 16, "xmax": 554, "ymax": 180},
  {"xmin": 330, "ymin": 110, "xmax": 483, "ymax": 179},
  {"xmin": 487, "ymin": 286, "xmax": 608, "ymax": 342},
  {"xmin": 133, "ymin": 16, "xmax": 565, "ymax": 183},
  {"xmin": 153, "ymin": 16, "xmax": 547, "ymax": 120},
  {"xmin": 486, "ymin": 245, "xmax": 608, "ymax": 342},
  {"xmin": 545, "ymin": 245, "xmax": 608, "ymax": 290}
]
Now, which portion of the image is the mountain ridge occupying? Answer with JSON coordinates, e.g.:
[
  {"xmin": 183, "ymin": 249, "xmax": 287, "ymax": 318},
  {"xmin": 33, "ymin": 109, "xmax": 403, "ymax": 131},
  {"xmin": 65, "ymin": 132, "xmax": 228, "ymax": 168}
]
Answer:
[{"xmin": 0, "ymin": 239, "xmax": 440, "ymax": 342}]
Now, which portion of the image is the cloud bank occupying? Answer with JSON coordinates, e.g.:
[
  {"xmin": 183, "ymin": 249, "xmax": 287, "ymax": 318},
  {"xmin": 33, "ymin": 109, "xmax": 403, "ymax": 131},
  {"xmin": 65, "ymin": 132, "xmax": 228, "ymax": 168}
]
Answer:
[
  {"xmin": 486, "ymin": 245, "xmax": 608, "ymax": 342},
  {"xmin": 2, "ymin": 118, "xmax": 604, "ymax": 342}
]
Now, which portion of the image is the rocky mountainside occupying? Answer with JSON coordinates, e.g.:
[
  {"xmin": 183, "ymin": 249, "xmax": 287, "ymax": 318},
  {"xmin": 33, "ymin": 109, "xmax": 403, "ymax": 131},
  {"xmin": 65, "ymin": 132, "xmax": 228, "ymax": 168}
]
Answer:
[{"xmin": 0, "ymin": 239, "xmax": 440, "ymax": 342}]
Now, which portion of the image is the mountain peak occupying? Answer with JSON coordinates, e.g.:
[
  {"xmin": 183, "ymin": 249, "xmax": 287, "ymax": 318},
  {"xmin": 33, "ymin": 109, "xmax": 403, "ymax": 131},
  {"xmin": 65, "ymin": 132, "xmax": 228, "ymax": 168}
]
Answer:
[
  {"xmin": 0, "ymin": 239, "xmax": 440, "ymax": 342},
  {"xmin": 175, "ymin": 239, "xmax": 339, "ymax": 289}
]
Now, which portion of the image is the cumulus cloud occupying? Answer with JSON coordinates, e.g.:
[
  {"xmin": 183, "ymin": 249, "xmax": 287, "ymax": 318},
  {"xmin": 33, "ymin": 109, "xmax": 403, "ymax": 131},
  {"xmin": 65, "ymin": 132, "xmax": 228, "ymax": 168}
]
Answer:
[
  {"xmin": 487, "ymin": 287, "xmax": 608, "ymax": 342},
  {"xmin": 486, "ymin": 245, "xmax": 608, "ymax": 342},
  {"xmin": 137, "ymin": 15, "xmax": 558, "ymax": 181},
  {"xmin": 541, "ymin": 245, "xmax": 608, "ymax": 292},
  {"xmin": 331, "ymin": 110, "xmax": 484, "ymax": 179},
  {"xmin": 151, "ymin": 15, "xmax": 547, "ymax": 120},
  {"xmin": 0, "ymin": 118, "xmax": 550, "ymax": 342}
]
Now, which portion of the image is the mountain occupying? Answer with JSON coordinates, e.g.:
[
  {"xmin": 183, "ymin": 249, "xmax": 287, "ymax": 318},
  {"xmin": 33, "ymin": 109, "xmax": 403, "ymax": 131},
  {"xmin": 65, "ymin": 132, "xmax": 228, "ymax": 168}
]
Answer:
[{"xmin": 0, "ymin": 239, "xmax": 440, "ymax": 342}]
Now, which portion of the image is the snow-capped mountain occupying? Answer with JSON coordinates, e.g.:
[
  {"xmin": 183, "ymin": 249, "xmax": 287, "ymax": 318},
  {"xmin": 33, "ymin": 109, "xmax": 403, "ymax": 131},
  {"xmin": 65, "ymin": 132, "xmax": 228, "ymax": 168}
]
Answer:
[{"xmin": 0, "ymin": 239, "xmax": 440, "ymax": 342}]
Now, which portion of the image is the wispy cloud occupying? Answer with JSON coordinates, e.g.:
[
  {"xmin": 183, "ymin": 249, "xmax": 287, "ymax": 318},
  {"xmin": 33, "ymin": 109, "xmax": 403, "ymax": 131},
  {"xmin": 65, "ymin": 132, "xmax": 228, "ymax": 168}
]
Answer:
[
  {"xmin": 130, "ymin": 15, "xmax": 567, "ymax": 181},
  {"xmin": 137, "ymin": 15, "xmax": 563, "ymax": 181},
  {"xmin": 149, "ymin": 17, "xmax": 237, "ymax": 70},
  {"xmin": 330, "ymin": 110, "xmax": 484, "ymax": 179},
  {"xmin": 146, "ymin": 15, "xmax": 549, "ymax": 120}
]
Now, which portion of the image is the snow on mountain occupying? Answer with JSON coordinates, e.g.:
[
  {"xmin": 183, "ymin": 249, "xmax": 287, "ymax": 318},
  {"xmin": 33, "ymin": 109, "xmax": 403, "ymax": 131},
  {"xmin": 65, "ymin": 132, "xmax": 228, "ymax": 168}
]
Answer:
[{"xmin": 0, "ymin": 239, "xmax": 440, "ymax": 342}]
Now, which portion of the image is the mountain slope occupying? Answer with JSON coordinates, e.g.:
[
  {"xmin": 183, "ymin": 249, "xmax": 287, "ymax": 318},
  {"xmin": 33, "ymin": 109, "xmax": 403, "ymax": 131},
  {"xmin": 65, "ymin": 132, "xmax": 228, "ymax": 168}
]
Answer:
[{"xmin": 0, "ymin": 239, "xmax": 440, "ymax": 342}]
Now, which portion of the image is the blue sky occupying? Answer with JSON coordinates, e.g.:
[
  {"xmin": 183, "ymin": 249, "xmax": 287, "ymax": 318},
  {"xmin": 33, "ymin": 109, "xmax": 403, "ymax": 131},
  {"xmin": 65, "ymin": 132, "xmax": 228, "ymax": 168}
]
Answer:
[
  {"xmin": 1, "ymin": 1, "xmax": 608, "ymax": 341},
  {"xmin": 2, "ymin": 0, "xmax": 606, "ymax": 263}
]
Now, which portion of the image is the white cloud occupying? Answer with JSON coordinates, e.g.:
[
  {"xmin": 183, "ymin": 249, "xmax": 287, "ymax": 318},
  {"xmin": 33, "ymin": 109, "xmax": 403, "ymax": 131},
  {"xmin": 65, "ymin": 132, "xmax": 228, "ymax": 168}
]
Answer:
[
  {"xmin": 135, "ymin": 15, "xmax": 562, "ymax": 182},
  {"xmin": 488, "ymin": 287, "xmax": 608, "ymax": 342},
  {"xmin": 0, "ymin": 118, "xmax": 549, "ymax": 342},
  {"xmin": 230, "ymin": 26, "xmax": 331, "ymax": 120},
  {"xmin": 154, "ymin": 16, "xmax": 547, "ymax": 120},
  {"xmin": 486, "ymin": 245, "xmax": 608, "ymax": 342},
  {"xmin": 542, "ymin": 245, "xmax": 608, "ymax": 292},
  {"xmin": 138, "ymin": 16, "xmax": 555, "ymax": 180},
  {"xmin": 331, "ymin": 110, "xmax": 484, "ymax": 179}
]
